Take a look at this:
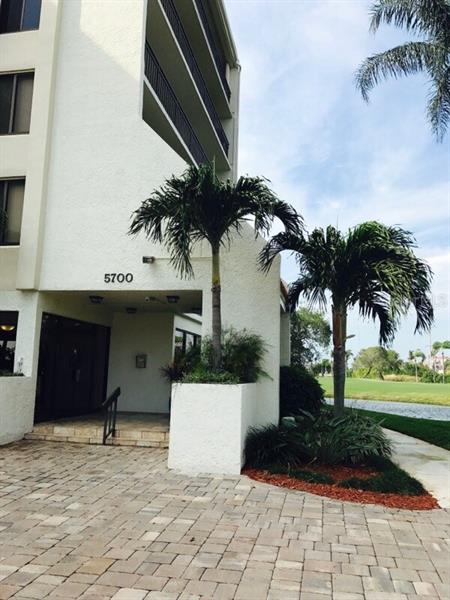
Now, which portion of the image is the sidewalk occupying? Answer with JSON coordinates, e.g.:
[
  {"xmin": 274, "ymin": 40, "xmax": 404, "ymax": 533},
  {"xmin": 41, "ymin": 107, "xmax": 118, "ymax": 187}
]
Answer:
[{"xmin": 385, "ymin": 429, "xmax": 450, "ymax": 508}]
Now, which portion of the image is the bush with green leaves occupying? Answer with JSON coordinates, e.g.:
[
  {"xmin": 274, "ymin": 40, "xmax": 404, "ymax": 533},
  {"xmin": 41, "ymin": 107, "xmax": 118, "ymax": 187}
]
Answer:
[
  {"xmin": 201, "ymin": 328, "xmax": 267, "ymax": 383},
  {"xmin": 245, "ymin": 408, "xmax": 392, "ymax": 468},
  {"xmin": 185, "ymin": 328, "xmax": 267, "ymax": 384},
  {"xmin": 280, "ymin": 365, "xmax": 324, "ymax": 417},
  {"xmin": 341, "ymin": 456, "xmax": 425, "ymax": 495},
  {"xmin": 245, "ymin": 424, "xmax": 306, "ymax": 468},
  {"xmin": 294, "ymin": 409, "xmax": 392, "ymax": 465},
  {"xmin": 265, "ymin": 464, "xmax": 333, "ymax": 484},
  {"xmin": 183, "ymin": 367, "xmax": 239, "ymax": 384},
  {"xmin": 161, "ymin": 345, "xmax": 201, "ymax": 382}
]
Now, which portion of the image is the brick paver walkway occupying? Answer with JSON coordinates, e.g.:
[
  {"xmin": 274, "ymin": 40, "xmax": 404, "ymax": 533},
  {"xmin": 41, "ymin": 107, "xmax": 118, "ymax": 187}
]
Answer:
[{"xmin": 0, "ymin": 441, "xmax": 449, "ymax": 600}]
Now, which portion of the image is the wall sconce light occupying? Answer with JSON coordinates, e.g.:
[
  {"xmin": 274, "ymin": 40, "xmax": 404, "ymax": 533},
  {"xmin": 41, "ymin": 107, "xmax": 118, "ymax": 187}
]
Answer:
[
  {"xmin": 89, "ymin": 295, "xmax": 104, "ymax": 304},
  {"xmin": 0, "ymin": 324, "xmax": 15, "ymax": 332},
  {"xmin": 166, "ymin": 295, "xmax": 180, "ymax": 304},
  {"xmin": 142, "ymin": 256, "xmax": 155, "ymax": 264}
]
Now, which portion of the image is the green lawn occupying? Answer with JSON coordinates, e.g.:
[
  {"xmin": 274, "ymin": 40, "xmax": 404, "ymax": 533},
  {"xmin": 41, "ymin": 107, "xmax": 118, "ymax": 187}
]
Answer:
[
  {"xmin": 350, "ymin": 408, "xmax": 450, "ymax": 451},
  {"xmin": 318, "ymin": 377, "xmax": 450, "ymax": 406}
]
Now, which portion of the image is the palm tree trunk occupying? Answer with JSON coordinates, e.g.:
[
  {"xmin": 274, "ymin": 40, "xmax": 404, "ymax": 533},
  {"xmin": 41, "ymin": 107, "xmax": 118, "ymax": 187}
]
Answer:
[
  {"xmin": 211, "ymin": 244, "xmax": 222, "ymax": 370},
  {"xmin": 332, "ymin": 304, "xmax": 347, "ymax": 416}
]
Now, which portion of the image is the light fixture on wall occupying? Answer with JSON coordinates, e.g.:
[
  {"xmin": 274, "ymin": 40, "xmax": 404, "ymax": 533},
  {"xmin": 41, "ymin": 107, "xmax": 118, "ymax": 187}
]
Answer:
[
  {"xmin": 142, "ymin": 256, "xmax": 155, "ymax": 264},
  {"xmin": 89, "ymin": 295, "xmax": 104, "ymax": 304},
  {"xmin": 0, "ymin": 324, "xmax": 15, "ymax": 332},
  {"xmin": 166, "ymin": 295, "xmax": 180, "ymax": 304}
]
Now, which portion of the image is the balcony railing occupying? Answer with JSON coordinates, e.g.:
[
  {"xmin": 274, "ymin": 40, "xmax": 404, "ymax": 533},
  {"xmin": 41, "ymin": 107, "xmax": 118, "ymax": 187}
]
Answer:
[
  {"xmin": 161, "ymin": 0, "xmax": 229, "ymax": 157},
  {"xmin": 145, "ymin": 43, "xmax": 208, "ymax": 166},
  {"xmin": 193, "ymin": 0, "xmax": 231, "ymax": 100}
]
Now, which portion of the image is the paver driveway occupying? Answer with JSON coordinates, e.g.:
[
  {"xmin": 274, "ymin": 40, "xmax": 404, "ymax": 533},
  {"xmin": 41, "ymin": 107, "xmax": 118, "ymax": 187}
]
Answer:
[{"xmin": 0, "ymin": 441, "xmax": 449, "ymax": 600}]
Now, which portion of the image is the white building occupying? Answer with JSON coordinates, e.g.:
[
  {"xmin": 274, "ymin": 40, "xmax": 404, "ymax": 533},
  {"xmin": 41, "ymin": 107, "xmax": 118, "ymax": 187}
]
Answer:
[{"xmin": 0, "ymin": 0, "xmax": 289, "ymax": 471}]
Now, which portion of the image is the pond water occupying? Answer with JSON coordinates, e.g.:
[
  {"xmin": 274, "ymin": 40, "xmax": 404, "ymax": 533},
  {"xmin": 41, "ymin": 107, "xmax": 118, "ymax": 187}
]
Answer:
[{"xmin": 325, "ymin": 398, "xmax": 450, "ymax": 421}]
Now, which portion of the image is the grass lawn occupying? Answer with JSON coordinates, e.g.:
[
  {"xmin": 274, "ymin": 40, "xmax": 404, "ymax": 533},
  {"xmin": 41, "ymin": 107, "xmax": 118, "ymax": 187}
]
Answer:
[
  {"xmin": 350, "ymin": 408, "xmax": 450, "ymax": 451},
  {"xmin": 318, "ymin": 376, "xmax": 450, "ymax": 406}
]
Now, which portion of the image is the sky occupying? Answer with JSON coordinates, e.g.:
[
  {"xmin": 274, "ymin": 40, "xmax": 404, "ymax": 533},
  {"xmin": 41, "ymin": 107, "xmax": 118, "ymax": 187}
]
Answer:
[{"xmin": 225, "ymin": 0, "xmax": 450, "ymax": 361}]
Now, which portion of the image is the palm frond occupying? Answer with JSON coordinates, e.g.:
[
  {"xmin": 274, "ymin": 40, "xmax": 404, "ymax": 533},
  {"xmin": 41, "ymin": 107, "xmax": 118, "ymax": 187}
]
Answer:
[
  {"xmin": 370, "ymin": 0, "xmax": 450, "ymax": 38},
  {"xmin": 130, "ymin": 164, "xmax": 303, "ymax": 279},
  {"xmin": 355, "ymin": 41, "xmax": 446, "ymax": 101},
  {"xmin": 428, "ymin": 65, "xmax": 450, "ymax": 140},
  {"xmin": 258, "ymin": 231, "xmax": 305, "ymax": 273}
]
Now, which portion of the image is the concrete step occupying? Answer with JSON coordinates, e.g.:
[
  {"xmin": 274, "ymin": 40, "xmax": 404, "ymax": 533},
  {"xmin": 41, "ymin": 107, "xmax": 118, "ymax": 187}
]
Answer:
[
  {"xmin": 24, "ymin": 414, "xmax": 170, "ymax": 448},
  {"xmin": 24, "ymin": 431, "xmax": 168, "ymax": 448}
]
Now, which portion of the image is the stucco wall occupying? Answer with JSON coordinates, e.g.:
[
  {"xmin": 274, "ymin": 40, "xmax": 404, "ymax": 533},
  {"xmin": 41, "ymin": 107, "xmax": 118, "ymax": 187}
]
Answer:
[
  {"xmin": 0, "ymin": 0, "xmax": 62, "ymax": 290},
  {"xmin": 37, "ymin": 0, "xmax": 281, "ymax": 427},
  {"xmin": 0, "ymin": 377, "xmax": 35, "ymax": 445},
  {"xmin": 168, "ymin": 382, "xmax": 257, "ymax": 475},
  {"xmin": 108, "ymin": 312, "xmax": 175, "ymax": 413}
]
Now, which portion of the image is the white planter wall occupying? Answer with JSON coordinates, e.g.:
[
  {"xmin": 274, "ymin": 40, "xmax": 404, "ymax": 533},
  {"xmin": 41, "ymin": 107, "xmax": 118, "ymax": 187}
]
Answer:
[
  {"xmin": 0, "ymin": 377, "xmax": 35, "ymax": 445},
  {"xmin": 168, "ymin": 383, "xmax": 256, "ymax": 475}
]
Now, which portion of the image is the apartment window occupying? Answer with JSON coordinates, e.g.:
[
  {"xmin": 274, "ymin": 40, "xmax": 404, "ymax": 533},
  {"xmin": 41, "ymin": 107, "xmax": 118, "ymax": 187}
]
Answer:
[
  {"xmin": 0, "ymin": 0, "xmax": 41, "ymax": 33},
  {"xmin": 0, "ymin": 72, "xmax": 34, "ymax": 134},
  {"xmin": 0, "ymin": 178, "xmax": 25, "ymax": 245},
  {"xmin": 0, "ymin": 311, "xmax": 18, "ymax": 374}
]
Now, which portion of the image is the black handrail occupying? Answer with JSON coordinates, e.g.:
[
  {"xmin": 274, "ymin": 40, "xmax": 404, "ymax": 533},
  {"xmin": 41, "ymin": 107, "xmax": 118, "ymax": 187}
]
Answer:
[
  {"xmin": 144, "ymin": 43, "xmax": 208, "ymax": 166},
  {"xmin": 193, "ymin": 0, "xmax": 231, "ymax": 99},
  {"xmin": 102, "ymin": 387, "xmax": 120, "ymax": 445},
  {"xmin": 161, "ymin": 0, "xmax": 229, "ymax": 156}
]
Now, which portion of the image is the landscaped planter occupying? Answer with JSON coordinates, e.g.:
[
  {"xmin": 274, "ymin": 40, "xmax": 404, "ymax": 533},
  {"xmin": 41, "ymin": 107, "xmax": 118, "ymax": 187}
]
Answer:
[
  {"xmin": 168, "ymin": 382, "xmax": 257, "ymax": 475},
  {"xmin": 0, "ymin": 376, "xmax": 35, "ymax": 445}
]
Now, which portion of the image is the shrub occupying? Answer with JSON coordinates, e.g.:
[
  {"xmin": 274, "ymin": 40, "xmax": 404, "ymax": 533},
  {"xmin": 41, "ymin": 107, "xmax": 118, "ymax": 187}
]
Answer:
[
  {"xmin": 161, "ymin": 346, "xmax": 201, "ymax": 382},
  {"xmin": 280, "ymin": 366, "xmax": 324, "ymax": 417},
  {"xmin": 265, "ymin": 464, "xmax": 334, "ymax": 484},
  {"xmin": 294, "ymin": 409, "xmax": 392, "ymax": 465},
  {"xmin": 245, "ymin": 408, "xmax": 392, "ymax": 469},
  {"xmin": 245, "ymin": 424, "xmax": 306, "ymax": 468},
  {"xmin": 341, "ymin": 457, "xmax": 425, "ymax": 495},
  {"xmin": 195, "ymin": 328, "xmax": 267, "ymax": 383},
  {"xmin": 183, "ymin": 367, "xmax": 239, "ymax": 384}
]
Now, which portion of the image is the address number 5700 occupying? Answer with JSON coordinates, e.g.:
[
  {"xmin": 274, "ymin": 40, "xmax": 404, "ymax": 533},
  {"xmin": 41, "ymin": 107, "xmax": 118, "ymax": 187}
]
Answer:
[{"xmin": 104, "ymin": 273, "xmax": 134, "ymax": 283}]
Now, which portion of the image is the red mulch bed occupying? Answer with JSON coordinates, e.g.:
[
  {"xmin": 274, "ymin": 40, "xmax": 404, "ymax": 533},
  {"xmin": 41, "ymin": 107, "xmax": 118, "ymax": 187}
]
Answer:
[{"xmin": 243, "ymin": 466, "xmax": 439, "ymax": 510}]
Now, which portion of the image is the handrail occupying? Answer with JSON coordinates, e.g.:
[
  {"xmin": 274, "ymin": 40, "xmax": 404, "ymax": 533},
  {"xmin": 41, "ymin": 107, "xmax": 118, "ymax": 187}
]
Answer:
[
  {"xmin": 144, "ymin": 43, "xmax": 208, "ymax": 166},
  {"xmin": 193, "ymin": 0, "xmax": 231, "ymax": 99},
  {"xmin": 102, "ymin": 387, "xmax": 120, "ymax": 445},
  {"xmin": 160, "ymin": 0, "xmax": 229, "ymax": 157}
]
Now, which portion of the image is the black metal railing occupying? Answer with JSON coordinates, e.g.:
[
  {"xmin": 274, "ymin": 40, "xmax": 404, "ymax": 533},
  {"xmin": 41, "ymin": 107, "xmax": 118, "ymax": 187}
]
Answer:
[
  {"xmin": 102, "ymin": 387, "xmax": 120, "ymax": 445},
  {"xmin": 144, "ymin": 43, "xmax": 208, "ymax": 166},
  {"xmin": 193, "ymin": 0, "xmax": 231, "ymax": 99},
  {"xmin": 161, "ymin": 0, "xmax": 229, "ymax": 157}
]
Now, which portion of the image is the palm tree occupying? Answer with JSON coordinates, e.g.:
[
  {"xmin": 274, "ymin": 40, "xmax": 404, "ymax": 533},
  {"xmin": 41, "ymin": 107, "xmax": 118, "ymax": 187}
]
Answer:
[
  {"xmin": 260, "ymin": 221, "xmax": 434, "ymax": 415},
  {"xmin": 408, "ymin": 348, "xmax": 425, "ymax": 381},
  {"xmin": 355, "ymin": 0, "xmax": 450, "ymax": 140},
  {"xmin": 130, "ymin": 164, "xmax": 301, "ymax": 370}
]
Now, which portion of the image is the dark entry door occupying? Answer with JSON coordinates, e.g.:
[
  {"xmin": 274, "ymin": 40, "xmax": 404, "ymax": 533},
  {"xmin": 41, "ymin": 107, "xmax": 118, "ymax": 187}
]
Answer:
[{"xmin": 35, "ymin": 313, "xmax": 110, "ymax": 422}]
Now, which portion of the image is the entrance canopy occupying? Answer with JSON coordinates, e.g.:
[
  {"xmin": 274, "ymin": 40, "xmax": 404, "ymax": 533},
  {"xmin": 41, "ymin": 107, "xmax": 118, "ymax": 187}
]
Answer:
[{"xmin": 35, "ymin": 290, "xmax": 203, "ymax": 423}]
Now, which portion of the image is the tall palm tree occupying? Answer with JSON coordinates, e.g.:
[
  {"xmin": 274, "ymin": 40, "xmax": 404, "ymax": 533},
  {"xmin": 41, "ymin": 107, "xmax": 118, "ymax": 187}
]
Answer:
[
  {"xmin": 355, "ymin": 0, "xmax": 450, "ymax": 140},
  {"xmin": 260, "ymin": 221, "xmax": 434, "ymax": 415},
  {"xmin": 130, "ymin": 164, "xmax": 302, "ymax": 370}
]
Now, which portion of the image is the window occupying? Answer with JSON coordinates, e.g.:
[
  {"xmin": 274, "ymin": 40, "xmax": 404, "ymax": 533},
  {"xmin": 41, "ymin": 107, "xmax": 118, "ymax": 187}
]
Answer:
[
  {"xmin": 0, "ymin": 311, "xmax": 18, "ymax": 374},
  {"xmin": 0, "ymin": 0, "xmax": 41, "ymax": 33},
  {"xmin": 0, "ymin": 72, "xmax": 34, "ymax": 134},
  {"xmin": 174, "ymin": 328, "xmax": 201, "ymax": 357},
  {"xmin": 0, "ymin": 179, "xmax": 25, "ymax": 245}
]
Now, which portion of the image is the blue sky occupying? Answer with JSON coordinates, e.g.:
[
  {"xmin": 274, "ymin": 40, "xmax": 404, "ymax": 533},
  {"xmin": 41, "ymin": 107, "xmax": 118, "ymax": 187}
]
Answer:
[{"xmin": 226, "ymin": 0, "xmax": 450, "ymax": 361}]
